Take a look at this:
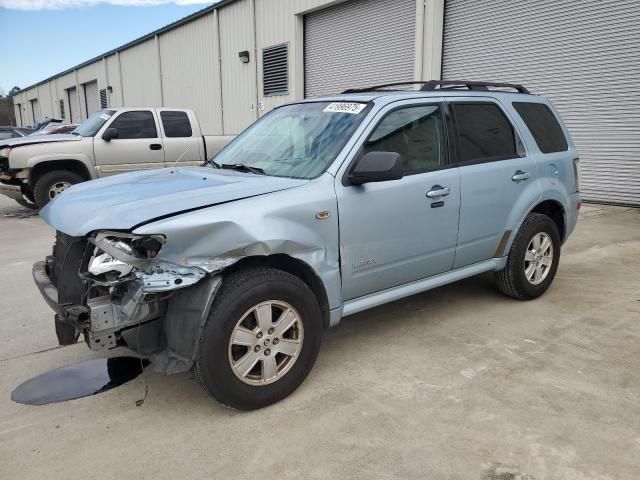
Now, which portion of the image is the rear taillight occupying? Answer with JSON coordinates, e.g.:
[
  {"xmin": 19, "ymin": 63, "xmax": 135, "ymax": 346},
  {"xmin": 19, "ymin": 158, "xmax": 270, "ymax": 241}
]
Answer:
[{"xmin": 573, "ymin": 157, "xmax": 580, "ymax": 192}]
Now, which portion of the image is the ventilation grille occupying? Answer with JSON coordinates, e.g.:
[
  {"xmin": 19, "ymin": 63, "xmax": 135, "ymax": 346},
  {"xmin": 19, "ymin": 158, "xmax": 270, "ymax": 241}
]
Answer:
[
  {"xmin": 262, "ymin": 44, "xmax": 288, "ymax": 96},
  {"xmin": 99, "ymin": 89, "xmax": 108, "ymax": 109},
  {"xmin": 59, "ymin": 100, "xmax": 65, "ymax": 119}
]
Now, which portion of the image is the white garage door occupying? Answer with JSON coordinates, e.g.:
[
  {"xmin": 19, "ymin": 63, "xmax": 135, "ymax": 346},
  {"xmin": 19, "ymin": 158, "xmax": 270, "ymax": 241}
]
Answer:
[
  {"xmin": 442, "ymin": 0, "xmax": 640, "ymax": 206},
  {"xmin": 304, "ymin": 0, "xmax": 416, "ymax": 98},
  {"xmin": 83, "ymin": 81, "xmax": 100, "ymax": 117},
  {"xmin": 67, "ymin": 87, "xmax": 81, "ymax": 124}
]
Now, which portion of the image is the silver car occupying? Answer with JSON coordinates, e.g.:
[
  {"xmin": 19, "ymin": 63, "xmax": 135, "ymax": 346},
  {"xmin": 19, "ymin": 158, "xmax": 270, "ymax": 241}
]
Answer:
[{"xmin": 33, "ymin": 81, "xmax": 581, "ymax": 409}]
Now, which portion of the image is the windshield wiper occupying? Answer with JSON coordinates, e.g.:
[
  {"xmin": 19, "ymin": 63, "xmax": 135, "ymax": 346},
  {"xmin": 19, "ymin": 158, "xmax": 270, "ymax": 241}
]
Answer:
[
  {"xmin": 220, "ymin": 163, "xmax": 265, "ymax": 175},
  {"xmin": 205, "ymin": 158, "xmax": 221, "ymax": 168}
]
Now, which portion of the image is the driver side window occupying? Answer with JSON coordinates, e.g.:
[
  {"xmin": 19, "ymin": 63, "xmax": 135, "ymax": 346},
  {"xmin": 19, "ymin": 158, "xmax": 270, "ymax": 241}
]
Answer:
[
  {"xmin": 364, "ymin": 104, "xmax": 446, "ymax": 174},
  {"xmin": 109, "ymin": 111, "xmax": 157, "ymax": 139}
]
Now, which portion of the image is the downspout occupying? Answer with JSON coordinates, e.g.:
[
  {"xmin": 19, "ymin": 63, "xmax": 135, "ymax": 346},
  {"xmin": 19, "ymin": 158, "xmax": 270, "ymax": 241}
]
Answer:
[
  {"xmin": 215, "ymin": 9, "xmax": 225, "ymax": 134},
  {"xmin": 250, "ymin": 0, "xmax": 259, "ymax": 120},
  {"xmin": 155, "ymin": 35, "xmax": 165, "ymax": 106},
  {"xmin": 74, "ymin": 69, "xmax": 82, "ymax": 121},
  {"xmin": 103, "ymin": 57, "xmax": 110, "ymax": 107},
  {"xmin": 414, "ymin": 0, "xmax": 426, "ymax": 80},
  {"xmin": 117, "ymin": 51, "xmax": 125, "ymax": 106}
]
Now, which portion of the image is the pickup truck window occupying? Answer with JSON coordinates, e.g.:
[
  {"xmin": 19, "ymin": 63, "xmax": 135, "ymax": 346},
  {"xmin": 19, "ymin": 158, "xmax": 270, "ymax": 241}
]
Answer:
[
  {"xmin": 72, "ymin": 109, "xmax": 115, "ymax": 137},
  {"xmin": 364, "ymin": 105, "xmax": 445, "ymax": 174},
  {"xmin": 109, "ymin": 111, "xmax": 157, "ymax": 139},
  {"xmin": 161, "ymin": 111, "xmax": 192, "ymax": 137},
  {"xmin": 213, "ymin": 101, "xmax": 369, "ymax": 179}
]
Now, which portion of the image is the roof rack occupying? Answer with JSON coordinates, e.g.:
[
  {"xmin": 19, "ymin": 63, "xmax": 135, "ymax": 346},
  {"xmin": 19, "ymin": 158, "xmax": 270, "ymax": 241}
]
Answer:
[{"xmin": 342, "ymin": 80, "xmax": 530, "ymax": 94}]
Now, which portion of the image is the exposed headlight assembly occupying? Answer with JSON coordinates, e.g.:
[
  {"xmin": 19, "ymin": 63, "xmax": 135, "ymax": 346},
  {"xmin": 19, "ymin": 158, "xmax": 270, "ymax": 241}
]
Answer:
[{"xmin": 92, "ymin": 232, "xmax": 165, "ymax": 266}]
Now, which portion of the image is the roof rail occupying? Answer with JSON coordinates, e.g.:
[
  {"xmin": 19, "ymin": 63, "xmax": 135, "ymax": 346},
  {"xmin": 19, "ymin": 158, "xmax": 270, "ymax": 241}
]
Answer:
[{"xmin": 342, "ymin": 80, "xmax": 530, "ymax": 94}]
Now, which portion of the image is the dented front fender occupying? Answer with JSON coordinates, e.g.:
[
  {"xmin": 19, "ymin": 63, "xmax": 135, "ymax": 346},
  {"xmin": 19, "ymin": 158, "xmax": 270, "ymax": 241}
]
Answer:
[{"xmin": 133, "ymin": 173, "xmax": 342, "ymax": 311}]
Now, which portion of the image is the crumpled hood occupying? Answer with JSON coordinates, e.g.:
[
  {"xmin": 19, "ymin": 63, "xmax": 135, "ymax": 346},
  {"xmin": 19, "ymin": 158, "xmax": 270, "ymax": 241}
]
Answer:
[
  {"xmin": 1, "ymin": 133, "xmax": 81, "ymax": 148},
  {"xmin": 40, "ymin": 167, "xmax": 308, "ymax": 236}
]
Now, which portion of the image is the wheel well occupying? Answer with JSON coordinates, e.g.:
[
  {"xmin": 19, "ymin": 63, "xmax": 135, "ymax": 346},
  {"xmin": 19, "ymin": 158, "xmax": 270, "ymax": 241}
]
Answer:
[
  {"xmin": 531, "ymin": 200, "xmax": 565, "ymax": 241},
  {"xmin": 30, "ymin": 160, "xmax": 91, "ymax": 184},
  {"xmin": 224, "ymin": 255, "xmax": 331, "ymax": 329}
]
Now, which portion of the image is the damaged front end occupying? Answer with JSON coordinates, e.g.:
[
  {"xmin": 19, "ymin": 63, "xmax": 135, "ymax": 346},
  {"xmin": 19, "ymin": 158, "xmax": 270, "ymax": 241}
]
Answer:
[{"xmin": 32, "ymin": 230, "xmax": 220, "ymax": 374}]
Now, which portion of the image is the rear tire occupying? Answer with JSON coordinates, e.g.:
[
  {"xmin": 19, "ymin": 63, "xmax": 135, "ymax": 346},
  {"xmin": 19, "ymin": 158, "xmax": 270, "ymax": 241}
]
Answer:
[
  {"xmin": 195, "ymin": 267, "xmax": 323, "ymax": 410},
  {"xmin": 495, "ymin": 213, "xmax": 561, "ymax": 300},
  {"xmin": 33, "ymin": 170, "xmax": 84, "ymax": 209}
]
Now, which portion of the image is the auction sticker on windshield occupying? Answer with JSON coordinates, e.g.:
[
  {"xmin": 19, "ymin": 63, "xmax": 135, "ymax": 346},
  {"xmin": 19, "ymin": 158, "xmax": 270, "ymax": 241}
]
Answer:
[{"xmin": 323, "ymin": 102, "xmax": 367, "ymax": 114}]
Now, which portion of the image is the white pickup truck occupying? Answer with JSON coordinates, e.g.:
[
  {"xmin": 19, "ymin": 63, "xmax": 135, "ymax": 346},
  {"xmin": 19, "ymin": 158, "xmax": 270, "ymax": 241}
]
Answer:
[{"xmin": 0, "ymin": 107, "xmax": 233, "ymax": 208}]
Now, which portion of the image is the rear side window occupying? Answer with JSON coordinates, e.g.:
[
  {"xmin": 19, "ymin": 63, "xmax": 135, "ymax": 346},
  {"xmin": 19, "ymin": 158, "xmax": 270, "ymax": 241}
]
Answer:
[
  {"xmin": 110, "ymin": 111, "xmax": 157, "ymax": 139},
  {"xmin": 161, "ymin": 111, "xmax": 192, "ymax": 138},
  {"xmin": 364, "ymin": 105, "xmax": 446, "ymax": 174},
  {"xmin": 451, "ymin": 103, "xmax": 518, "ymax": 163},
  {"xmin": 513, "ymin": 102, "xmax": 568, "ymax": 153}
]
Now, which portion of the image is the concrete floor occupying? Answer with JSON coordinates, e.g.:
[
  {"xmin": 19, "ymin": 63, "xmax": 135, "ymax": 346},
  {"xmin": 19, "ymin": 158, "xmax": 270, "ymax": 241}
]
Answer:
[{"xmin": 0, "ymin": 195, "xmax": 638, "ymax": 480}]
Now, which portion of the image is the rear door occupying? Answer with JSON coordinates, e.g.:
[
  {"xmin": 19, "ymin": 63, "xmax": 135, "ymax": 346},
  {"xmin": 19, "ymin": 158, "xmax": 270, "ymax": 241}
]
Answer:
[
  {"xmin": 336, "ymin": 98, "xmax": 461, "ymax": 300},
  {"xmin": 157, "ymin": 109, "xmax": 204, "ymax": 167},
  {"xmin": 93, "ymin": 110, "xmax": 165, "ymax": 175},
  {"xmin": 449, "ymin": 98, "xmax": 541, "ymax": 268}
]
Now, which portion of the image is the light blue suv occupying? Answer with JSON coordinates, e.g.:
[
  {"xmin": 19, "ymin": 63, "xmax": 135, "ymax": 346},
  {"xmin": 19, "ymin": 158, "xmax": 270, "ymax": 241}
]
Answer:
[{"xmin": 33, "ymin": 80, "xmax": 581, "ymax": 409}]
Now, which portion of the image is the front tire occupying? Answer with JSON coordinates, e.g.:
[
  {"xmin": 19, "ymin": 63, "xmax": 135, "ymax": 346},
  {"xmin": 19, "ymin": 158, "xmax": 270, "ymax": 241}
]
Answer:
[
  {"xmin": 495, "ymin": 213, "xmax": 561, "ymax": 300},
  {"xmin": 33, "ymin": 170, "xmax": 84, "ymax": 209},
  {"xmin": 195, "ymin": 267, "xmax": 323, "ymax": 410}
]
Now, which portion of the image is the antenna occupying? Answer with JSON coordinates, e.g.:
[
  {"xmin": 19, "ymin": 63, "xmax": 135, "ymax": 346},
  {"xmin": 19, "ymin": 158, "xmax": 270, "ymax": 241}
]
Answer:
[{"xmin": 170, "ymin": 145, "xmax": 192, "ymax": 168}]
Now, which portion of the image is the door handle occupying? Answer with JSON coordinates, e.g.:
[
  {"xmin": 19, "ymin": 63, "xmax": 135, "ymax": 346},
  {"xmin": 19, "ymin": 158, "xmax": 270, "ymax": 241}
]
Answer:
[
  {"xmin": 426, "ymin": 185, "xmax": 450, "ymax": 198},
  {"xmin": 512, "ymin": 170, "xmax": 529, "ymax": 182},
  {"xmin": 149, "ymin": 144, "xmax": 162, "ymax": 150}
]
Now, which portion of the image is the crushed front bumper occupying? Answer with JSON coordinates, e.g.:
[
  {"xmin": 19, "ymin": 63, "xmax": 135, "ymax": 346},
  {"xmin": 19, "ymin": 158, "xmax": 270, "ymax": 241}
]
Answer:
[{"xmin": 32, "ymin": 250, "xmax": 222, "ymax": 374}]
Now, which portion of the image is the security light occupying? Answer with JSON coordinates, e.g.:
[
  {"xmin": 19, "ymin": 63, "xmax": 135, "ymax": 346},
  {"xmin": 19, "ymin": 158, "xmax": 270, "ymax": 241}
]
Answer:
[{"xmin": 238, "ymin": 51, "xmax": 250, "ymax": 63}]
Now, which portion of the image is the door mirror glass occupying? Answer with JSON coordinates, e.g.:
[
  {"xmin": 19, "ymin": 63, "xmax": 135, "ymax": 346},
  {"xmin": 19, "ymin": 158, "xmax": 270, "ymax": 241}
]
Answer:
[
  {"xmin": 348, "ymin": 151, "xmax": 404, "ymax": 185},
  {"xmin": 102, "ymin": 127, "xmax": 119, "ymax": 142}
]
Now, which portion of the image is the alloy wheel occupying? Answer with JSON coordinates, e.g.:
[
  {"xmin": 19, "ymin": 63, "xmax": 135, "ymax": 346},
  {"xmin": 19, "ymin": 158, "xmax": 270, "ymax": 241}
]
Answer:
[
  {"xmin": 524, "ymin": 232, "xmax": 554, "ymax": 285},
  {"xmin": 228, "ymin": 300, "xmax": 304, "ymax": 386}
]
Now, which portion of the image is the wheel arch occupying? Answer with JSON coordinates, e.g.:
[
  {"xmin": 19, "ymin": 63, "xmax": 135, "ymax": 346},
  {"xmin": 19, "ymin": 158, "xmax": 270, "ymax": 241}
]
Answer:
[
  {"xmin": 29, "ymin": 159, "xmax": 92, "ymax": 185},
  {"xmin": 530, "ymin": 199, "xmax": 566, "ymax": 242},
  {"xmin": 223, "ymin": 254, "xmax": 331, "ymax": 329},
  {"xmin": 498, "ymin": 197, "xmax": 567, "ymax": 259}
]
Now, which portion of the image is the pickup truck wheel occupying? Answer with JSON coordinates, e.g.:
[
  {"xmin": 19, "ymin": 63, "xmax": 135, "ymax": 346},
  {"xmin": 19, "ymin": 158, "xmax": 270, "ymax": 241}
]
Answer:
[
  {"xmin": 15, "ymin": 197, "xmax": 38, "ymax": 210},
  {"xmin": 495, "ymin": 213, "xmax": 561, "ymax": 300},
  {"xmin": 195, "ymin": 267, "xmax": 323, "ymax": 410},
  {"xmin": 33, "ymin": 170, "xmax": 84, "ymax": 208}
]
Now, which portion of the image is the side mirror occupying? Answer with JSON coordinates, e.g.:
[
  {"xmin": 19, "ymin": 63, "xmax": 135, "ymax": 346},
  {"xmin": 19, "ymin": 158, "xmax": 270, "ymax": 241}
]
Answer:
[
  {"xmin": 102, "ymin": 127, "xmax": 118, "ymax": 142},
  {"xmin": 348, "ymin": 151, "xmax": 404, "ymax": 185}
]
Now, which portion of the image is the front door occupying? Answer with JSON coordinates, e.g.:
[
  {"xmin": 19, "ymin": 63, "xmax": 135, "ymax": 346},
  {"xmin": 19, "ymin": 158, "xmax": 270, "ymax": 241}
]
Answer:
[
  {"xmin": 94, "ymin": 110, "xmax": 165, "ymax": 176},
  {"xmin": 336, "ymin": 100, "xmax": 461, "ymax": 301},
  {"xmin": 448, "ymin": 99, "xmax": 541, "ymax": 268}
]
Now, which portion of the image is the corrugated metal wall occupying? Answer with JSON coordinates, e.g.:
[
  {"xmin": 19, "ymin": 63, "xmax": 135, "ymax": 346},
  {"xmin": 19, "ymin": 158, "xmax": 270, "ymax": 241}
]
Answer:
[
  {"xmin": 304, "ymin": 0, "xmax": 416, "ymax": 97},
  {"xmin": 119, "ymin": 39, "xmax": 163, "ymax": 107},
  {"xmin": 442, "ymin": 0, "xmax": 640, "ymax": 206},
  {"xmin": 12, "ymin": 0, "xmax": 440, "ymax": 137},
  {"xmin": 219, "ymin": 0, "xmax": 256, "ymax": 134},
  {"xmin": 160, "ymin": 13, "xmax": 223, "ymax": 135}
]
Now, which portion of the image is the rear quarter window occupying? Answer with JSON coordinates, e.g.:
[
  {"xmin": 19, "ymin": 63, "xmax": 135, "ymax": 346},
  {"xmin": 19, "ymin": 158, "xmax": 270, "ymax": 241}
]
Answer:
[
  {"xmin": 161, "ymin": 111, "xmax": 193, "ymax": 138},
  {"xmin": 513, "ymin": 102, "xmax": 568, "ymax": 153}
]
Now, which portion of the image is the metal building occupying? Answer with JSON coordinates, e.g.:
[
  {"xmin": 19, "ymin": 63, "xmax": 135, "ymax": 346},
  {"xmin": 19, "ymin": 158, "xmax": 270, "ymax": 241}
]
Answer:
[{"xmin": 12, "ymin": 0, "xmax": 639, "ymax": 206}]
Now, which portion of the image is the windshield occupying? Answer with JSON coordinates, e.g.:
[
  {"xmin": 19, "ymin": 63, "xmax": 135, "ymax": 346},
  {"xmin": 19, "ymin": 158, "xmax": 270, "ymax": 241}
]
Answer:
[
  {"xmin": 212, "ymin": 101, "xmax": 370, "ymax": 179},
  {"xmin": 72, "ymin": 110, "xmax": 115, "ymax": 137}
]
